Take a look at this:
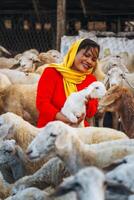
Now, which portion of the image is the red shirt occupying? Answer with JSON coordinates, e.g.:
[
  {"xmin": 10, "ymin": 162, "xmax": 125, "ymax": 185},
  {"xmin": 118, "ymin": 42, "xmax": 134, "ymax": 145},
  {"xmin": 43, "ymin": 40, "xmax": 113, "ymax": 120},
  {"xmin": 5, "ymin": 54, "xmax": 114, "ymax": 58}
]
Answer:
[{"xmin": 36, "ymin": 67, "xmax": 98, "ymax": 127}]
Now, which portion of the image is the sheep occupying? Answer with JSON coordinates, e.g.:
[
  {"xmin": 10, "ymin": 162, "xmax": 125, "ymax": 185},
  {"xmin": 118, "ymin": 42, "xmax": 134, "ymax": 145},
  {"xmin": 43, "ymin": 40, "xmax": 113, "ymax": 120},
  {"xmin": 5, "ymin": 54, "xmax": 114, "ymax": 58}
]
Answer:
[
  {"xmin": 35, "ymin": 64, "xmax": 49, "ymax": 75},
  {"xmin": 0, "ymin": 171, "xmax": 12, "ymax": 199},
  {"xmin": 12, "ymin": 157, "xmax": 69, "ymax": 195},
  {"xmin": 15, "ymin": 49, "xmax": 40, "ymax": 72},
  {"xmin": 99, "ymin": 54, "xmax": 130, "ymax": 74},
  {"xmin": 0, "ymin": 112, "xmax": 41, "ymax": 149},
  {"xmin": 61, "ymin": 81, "xmax": 106, "ymax": 126},
  {"xmin": 38, "ymin": 49, "xmax": 63, "ymax": 64},
  {"xmin": 5, "ymin": 187, "xmax": 49, "ymax": 200},
  {"xmin": 51, "ymin": 166, "xmax": 105, "ymax": 200},
  {"xmin": 0, "ymin": 83, "xmax": 38, "ymax": 125},
  {"xmin": 0, "ymin": 73, "xmax": 11, "ymax": 92},
  {"xmin": 104, "ymin": 67, "xmax": 134, "ymax": 94},
  {"xmin": 106, "ymin": 160, "xmax": 134, "ymax": 193},
  {"xmin": 0, "ymin": 112, "xmax": 128, "ymax": 150},
  {"xmin": 0, "ymin": 139, "xmax": 26, "ymax": 183},
  {"xmin": 0, "ymin": 113, "xmax": 67, "ymax": 174},
  {"xmin": 54, "ymin": 132, "xmax": 134, "ymax": 173},
  {"xmin": 0, "ymin": 45, "xmax": 11, "ymax": 57},
  {"xmin": 26, "ymin": 121, "xmax": 131, "ymax": 174},
  {"xmin": 0, "ymin": 58, "xmax": 18, "ymax": 69},
  {"xmin": 0, "ymin": 137, "xmax": 57, "ymax": 187},
  {"xmin": 26, "ymin": 120, "xmax": 128, "ymax": 162},
  {"xmin": 27, "ymin": 122, "xmax": 134, "ymax": 173},
  {"xmin": 0, "ymin": 69, "xmax": 40, "ymax": 84},
  {"xmin": 99, "ymin": 85, "xmax": 134, "ymax": 138}
]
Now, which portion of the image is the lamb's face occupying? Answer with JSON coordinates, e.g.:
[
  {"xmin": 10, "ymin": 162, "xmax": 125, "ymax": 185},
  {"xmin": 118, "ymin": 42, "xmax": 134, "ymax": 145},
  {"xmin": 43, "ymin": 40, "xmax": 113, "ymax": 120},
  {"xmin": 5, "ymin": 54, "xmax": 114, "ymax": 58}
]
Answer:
[
  {"xmin": 27, "ymin": 121, "xmax": 68, "ymax": 161},
  {"xmin": 88, "ymin": 81, "xmax": 107, "ymax": 99}
]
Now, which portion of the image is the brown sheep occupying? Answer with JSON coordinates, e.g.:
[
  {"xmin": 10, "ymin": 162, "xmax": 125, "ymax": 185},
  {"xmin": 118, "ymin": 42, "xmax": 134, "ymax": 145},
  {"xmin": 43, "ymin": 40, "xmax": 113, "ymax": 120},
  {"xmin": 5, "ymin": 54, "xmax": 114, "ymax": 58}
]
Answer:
[
  {"xmin": 0, "ymin": 84, "xmax": 38, "ymax": 125},
  {"xmin": 99, "ymin": 85, "xmax": 134, "ymax": 138}
]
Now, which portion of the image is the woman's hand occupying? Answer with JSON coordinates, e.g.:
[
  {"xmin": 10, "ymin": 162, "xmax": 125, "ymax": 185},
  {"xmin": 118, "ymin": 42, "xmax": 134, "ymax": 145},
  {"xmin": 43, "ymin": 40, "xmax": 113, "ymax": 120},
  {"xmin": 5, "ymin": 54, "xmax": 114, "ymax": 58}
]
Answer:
[
  {"xmin": 55, "ymin": 112, "xmax": 85, "ymax": 126},
  {"xmin": 55, "ymin": 112, "xmax": 73, "ymax": 124}
]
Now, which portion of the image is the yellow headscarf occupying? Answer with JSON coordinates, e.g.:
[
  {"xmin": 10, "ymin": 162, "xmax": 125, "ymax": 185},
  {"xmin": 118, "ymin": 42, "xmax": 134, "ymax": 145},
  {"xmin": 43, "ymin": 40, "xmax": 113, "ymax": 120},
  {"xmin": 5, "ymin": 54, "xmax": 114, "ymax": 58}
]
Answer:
[{"xmin": 47, "ymin": 38, "xmax": 94, "ymax": 97}]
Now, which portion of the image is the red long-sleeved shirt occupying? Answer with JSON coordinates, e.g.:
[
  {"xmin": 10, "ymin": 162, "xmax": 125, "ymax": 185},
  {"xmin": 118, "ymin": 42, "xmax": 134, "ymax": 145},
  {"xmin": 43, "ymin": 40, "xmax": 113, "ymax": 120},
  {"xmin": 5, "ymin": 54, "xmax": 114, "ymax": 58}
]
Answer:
[{"xmin": 36, "ymin": 67, "xmax": 98, "ymax": 127}]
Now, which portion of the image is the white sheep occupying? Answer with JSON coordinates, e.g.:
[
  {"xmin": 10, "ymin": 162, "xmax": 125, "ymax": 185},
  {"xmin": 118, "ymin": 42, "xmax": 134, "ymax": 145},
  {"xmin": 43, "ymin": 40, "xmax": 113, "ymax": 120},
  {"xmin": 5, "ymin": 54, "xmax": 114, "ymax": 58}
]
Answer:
[
  {"xmin": 0, "ymin": 73, "xmax": 11, "ymax": 92},
  {"xmin": 5, "ymin": 187, "xmax": 49, "ymax": 200},
  {"xmin": 26, "ymin": 121, "xmax": 128, "ymax": 170},
  {"xmin": 12, "ymin": 157, "xmax": 69, "ymax": 195},
  {"xmin": 0, "ymin": 113, "xmax": 127, "ymax": 151},
  {"xmin": 0, "ymin": 58, "xmax": 18, "ymax": 69},
  {"xmin": 0, "ymin": 112, "xmax": 53, "ymax": 174},
  {"xmin": 52, "ymin": 167, "xmax": 105, "ymax": 200},
  {"xmin": 61, "ymin": 81, "xmax": 106, "ymax": 125},
  {"xmin": 55, "ymin": 132, "xmax": 134, "ymax": 172},
  {"xmin": 0, "ymin": 112, "xmax": 41, "ymax": 150},
  {"xmin": 0, "ymin": 139, "xmax": 26, "ymax": 183},
  {"xmin": 0, "ymin": 83, "xmax": 38, "ymax": 125},
  {"xmin": 0, "ymin": 69, "xmax": 40, "ymax": 84},
  {"xmin": 104, "ymin": 67, "xmax": 134, "ymax": 94},
  {"xmin": 15, "ymin": 49, "xmax": 40, "ymax": 72},
  {"xmin": 106, "ymin": 160, "xmax": 134, "ymax": 193}
]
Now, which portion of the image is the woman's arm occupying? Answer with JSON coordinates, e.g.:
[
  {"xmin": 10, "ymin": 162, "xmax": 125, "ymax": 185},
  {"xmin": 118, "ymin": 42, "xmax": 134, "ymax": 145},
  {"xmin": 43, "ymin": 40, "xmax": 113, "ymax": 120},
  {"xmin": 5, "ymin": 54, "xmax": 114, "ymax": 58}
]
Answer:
[
  {"xmin": 36, "ymin": 68, "xmax": 75, "ymax": 127},
  {"xmin": 36, "ymin": 68, "xmax": 60, "ymax": 127}
]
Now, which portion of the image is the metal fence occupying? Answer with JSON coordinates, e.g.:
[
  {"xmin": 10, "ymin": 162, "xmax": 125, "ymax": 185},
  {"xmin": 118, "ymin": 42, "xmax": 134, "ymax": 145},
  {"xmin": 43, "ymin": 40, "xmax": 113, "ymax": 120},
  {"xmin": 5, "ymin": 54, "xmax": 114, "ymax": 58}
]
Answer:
[
  {"xmin": 0, "ymin": 12, "xmax": 56, "ymax": 54},
  {"xmin": 0, "ymin": 10, "xmax": 133, "ymax": 55}
]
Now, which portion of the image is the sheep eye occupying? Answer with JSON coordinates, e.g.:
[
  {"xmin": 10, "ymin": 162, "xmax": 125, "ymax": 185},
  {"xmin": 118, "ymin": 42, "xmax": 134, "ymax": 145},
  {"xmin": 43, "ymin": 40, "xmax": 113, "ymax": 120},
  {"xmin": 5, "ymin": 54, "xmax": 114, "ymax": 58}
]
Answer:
[
  {"xmin": 116, "ymin": 55, "xmax": 120, "ymax": 58},
  {"xmin": 5, "ymin": 149, "xmax": 13, "ymax": 153},
  {"xmin": 95, "ymin": 86, "xmax": 99, "ymax": 89},
  {"xmin": 74, "ymin": 182, "xmax": 82, "ymax": 189},
  {"xmin": 50, "ymin": 132, "xmax": 56, "ymax": 137}
]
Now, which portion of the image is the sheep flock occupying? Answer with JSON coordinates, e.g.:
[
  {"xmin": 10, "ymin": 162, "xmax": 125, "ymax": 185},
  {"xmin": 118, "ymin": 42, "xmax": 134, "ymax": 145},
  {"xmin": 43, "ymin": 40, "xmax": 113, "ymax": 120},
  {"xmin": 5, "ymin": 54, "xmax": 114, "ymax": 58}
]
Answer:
[{"xmin": 0, "ymin": 45, "xmax": 134, "ymax": 200}]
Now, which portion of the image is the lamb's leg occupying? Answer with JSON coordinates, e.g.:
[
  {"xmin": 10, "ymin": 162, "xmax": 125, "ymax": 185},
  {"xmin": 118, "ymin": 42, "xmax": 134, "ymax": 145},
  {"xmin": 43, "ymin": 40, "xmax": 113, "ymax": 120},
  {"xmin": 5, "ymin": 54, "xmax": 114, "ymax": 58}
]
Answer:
[{"xmin": 12, "ymin": 157, "xmax": 69, "ymax": 195}]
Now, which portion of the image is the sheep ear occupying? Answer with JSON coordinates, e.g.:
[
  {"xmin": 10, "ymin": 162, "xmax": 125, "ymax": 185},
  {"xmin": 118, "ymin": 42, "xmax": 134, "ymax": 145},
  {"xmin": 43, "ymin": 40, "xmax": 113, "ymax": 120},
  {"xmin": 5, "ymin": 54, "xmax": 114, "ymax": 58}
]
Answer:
[
  {"xmin": 50, "ymin": 176, "xmax": 81, "ymax": 197},
  {"xmin": 102, "ymin": 85, "xmax": 122, "ymax": 106},
  {"xmin": 6, "ymin": 125, "xmax": 15, "ymax": 139},
  {"xmin": 55, "ymin": 132, "xmax": 72, "ymax": 153},
  {"xmin": 104, "ymin": 157, "xmax": 128, "ymax": 171},
  {"xmin": 10, "ymin": 153, "xmax": 26, "ymax": 181}
]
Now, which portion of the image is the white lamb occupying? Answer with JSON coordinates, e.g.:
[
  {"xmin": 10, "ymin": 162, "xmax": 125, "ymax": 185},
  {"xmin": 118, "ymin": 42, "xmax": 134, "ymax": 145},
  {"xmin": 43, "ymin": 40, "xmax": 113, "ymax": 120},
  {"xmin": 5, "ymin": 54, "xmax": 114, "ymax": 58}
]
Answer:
[{"xmin": 61, "ymin": 81, "xmax": 106, "ymax": 125}]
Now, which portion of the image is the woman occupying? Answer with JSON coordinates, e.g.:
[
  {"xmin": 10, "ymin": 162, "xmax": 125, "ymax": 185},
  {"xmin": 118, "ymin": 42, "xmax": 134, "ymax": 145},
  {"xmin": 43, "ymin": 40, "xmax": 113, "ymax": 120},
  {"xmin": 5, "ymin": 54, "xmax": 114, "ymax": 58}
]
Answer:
[{"xmin": 36, "ymin": 38, "xmax": 100, "ymax": 128}]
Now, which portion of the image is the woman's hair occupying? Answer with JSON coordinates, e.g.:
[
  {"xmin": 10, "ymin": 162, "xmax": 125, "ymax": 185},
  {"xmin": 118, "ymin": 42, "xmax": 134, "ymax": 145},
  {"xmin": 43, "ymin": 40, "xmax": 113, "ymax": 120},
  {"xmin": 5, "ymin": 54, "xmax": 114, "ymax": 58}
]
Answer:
[{"xmin": 77, "ymin": 38, "xmax": 100, "ymax": 56}]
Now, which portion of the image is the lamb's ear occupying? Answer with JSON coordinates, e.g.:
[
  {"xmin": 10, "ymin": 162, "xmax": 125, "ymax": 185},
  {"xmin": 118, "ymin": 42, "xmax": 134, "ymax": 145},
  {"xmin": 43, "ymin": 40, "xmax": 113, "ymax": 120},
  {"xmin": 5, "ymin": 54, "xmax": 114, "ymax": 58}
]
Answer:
[{"xmin": 50, "ymin": 176, "xmax": 81, "ymax": 197}]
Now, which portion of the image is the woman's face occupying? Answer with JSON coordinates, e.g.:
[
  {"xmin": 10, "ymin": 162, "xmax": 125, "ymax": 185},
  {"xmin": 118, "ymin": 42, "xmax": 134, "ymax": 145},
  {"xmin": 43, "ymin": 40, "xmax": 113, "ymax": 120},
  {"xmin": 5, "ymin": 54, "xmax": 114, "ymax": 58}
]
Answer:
[{"xmin": 71, "ymin": 47, "xmax": 99, "ymax": 73}]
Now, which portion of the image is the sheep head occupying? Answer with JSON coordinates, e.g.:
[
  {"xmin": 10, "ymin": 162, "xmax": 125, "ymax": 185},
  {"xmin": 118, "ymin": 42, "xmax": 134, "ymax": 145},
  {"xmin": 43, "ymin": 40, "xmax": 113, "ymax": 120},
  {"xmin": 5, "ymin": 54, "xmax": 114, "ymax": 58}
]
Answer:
[
  {"xmin": 51, "ymin": 167, "xmax": 105, "ymax": 200},
  {"xmin": 0, "ymin": 112, "xmax": 19, "ymax": 139},
  {"xmin": 0, "ymin": 139, "xmax": 26, "ymax": 181},
  {"xmin": 26, "ymin": 121, "xmax": 72, "ymax": 161},
  {"xmin": 86, "ymin": 81, "xmax": 107, "ymax": 99}
]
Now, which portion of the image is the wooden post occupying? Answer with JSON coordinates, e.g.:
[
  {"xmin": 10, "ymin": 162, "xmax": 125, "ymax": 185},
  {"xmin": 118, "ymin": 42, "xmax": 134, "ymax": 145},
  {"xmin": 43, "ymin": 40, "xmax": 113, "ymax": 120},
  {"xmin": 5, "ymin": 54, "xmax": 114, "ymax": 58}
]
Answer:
[
  {"xmin": 117, "ymin": 16, "xmax": 121, "ymax": 32},
  {"xmin": 56, "ymin": 0, "xmax": 66, "ymax": 51}
]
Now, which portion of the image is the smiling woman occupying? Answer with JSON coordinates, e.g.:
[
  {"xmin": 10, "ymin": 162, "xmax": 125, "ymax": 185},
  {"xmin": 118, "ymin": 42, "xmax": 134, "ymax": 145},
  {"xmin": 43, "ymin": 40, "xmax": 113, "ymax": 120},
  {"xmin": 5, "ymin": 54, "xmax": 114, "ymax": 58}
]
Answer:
[{"xmin": 36, "ymin": 38, "xmax": 100, "ymax": 127}]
